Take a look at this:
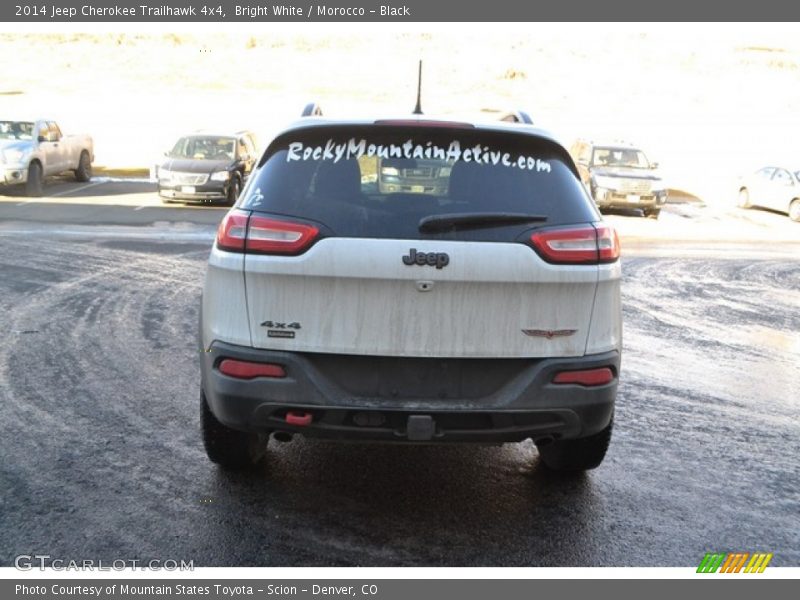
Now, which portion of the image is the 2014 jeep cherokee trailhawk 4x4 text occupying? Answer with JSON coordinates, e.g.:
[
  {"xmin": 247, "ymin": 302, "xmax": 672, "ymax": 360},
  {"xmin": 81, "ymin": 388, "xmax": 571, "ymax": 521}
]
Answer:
[{"xmin": 200, "ymin": 113, "xmax": 622, "ymax": 473}]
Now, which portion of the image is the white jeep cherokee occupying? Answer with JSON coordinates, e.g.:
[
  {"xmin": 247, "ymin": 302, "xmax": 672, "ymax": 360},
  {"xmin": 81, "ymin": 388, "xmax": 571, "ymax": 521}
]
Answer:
[{"xmin": 199, "ymin": 114, "xmax": 622, "ymax": 472}]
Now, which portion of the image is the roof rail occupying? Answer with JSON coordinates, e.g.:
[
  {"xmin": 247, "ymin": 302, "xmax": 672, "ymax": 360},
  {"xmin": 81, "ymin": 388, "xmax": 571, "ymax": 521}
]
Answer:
[
  {"xmin": 499, "ymin": 110, "xmax": 533, "ymax": 125},
  {"xmin": 301, "ymin": 102, "xmax": 323, "ymax": 117}
]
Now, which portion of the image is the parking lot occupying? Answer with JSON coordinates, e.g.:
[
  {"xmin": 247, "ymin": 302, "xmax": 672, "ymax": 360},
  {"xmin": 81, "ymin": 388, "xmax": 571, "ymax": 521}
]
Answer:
[{"xmin": 0, "ymin": 180, "xmax": 798, "ymax": 567}]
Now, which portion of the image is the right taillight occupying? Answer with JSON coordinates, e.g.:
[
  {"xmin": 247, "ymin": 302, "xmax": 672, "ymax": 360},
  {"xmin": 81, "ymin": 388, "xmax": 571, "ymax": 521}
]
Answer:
[
  {"xmin": 595, "ymin": 224, "xmax": 620, "ymax": 264},
  {"xmin": 215, "ymin": 210, "xmax": 319, "ymax": 255},
  {"xmin": 529, "ymin": 223, "xmax": 620, "ymax": 265},
  {"xmin": 553, "ymin": 367, "xmax": 614, "ymax": 387}
]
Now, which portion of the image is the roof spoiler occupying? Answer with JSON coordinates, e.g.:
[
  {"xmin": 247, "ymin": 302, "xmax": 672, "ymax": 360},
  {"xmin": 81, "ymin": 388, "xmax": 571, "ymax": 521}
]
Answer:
[
  {"xmin": 499, "ymin": 110, "xmax": 533, "ymax": 125},
  {"xmin": 301, "ymin": 102, "xmax": 323, "ymax": 117}
]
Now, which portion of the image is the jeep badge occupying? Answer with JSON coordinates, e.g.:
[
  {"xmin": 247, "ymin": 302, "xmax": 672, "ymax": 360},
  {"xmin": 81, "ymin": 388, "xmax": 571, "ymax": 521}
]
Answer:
[{"xmin": 402, "ymin": 248, "xmax": 450, "ymax": 269}]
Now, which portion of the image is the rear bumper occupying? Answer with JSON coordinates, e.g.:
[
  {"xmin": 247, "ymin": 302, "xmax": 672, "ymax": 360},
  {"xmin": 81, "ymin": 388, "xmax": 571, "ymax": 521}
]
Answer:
[
  {"xmin": 594, "ymin": 190, "xmax": 668, "ymax": 209},
  {"xmin": 201, "ymin": 341, "xmax": 619, "ymax": 444}
]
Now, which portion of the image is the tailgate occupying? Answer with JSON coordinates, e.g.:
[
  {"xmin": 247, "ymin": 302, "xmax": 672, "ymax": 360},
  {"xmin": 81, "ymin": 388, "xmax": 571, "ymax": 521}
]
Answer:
[{"xmin": 244, "ymin": 238, "xmax": 597, "ymax": 358}]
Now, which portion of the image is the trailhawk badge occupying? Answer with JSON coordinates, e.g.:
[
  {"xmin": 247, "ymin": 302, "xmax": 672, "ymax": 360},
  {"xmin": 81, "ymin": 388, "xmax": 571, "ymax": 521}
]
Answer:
[{"xmin": 522, "ymin": 329, "xmax": 577, "ymax": 339}]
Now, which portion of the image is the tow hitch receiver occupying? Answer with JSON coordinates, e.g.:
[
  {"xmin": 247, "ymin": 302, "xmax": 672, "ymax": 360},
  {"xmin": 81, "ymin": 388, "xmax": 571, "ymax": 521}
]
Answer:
[{"xmin": 407, "ymin": 415, "xmax": 435, "ymax": 441}]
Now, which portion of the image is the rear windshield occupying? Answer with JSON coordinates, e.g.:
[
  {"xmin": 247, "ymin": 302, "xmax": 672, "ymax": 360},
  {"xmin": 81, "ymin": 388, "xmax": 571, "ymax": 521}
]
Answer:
[{"xmin": 240, "ymin": 125, "xmax": 597, "ymax": 241}]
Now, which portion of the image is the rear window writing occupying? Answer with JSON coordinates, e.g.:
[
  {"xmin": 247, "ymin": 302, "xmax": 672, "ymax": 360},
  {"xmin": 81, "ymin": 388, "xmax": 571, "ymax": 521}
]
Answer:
[
  {"xmin": 241, "ymin": 126, "xmax": 597, "ymax": 241},
  {"xmin": 286, "ymin": 137, "xmax": 554, "ymax": 174}
]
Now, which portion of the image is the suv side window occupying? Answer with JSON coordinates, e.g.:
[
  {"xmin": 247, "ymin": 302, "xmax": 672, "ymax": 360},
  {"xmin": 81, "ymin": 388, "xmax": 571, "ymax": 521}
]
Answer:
[
  {"xmin": 237, "ymin": 139, "xmax": 248, "ymax": 160},
  {"xmin": 47, "ymin": 122, "xmax": 62, "ymax": 142},
  {"xmin": 240, "ymin": 135, "xmax": 258, "ymax": 168},
  {"xmin": 592, "ymin": 148, "xmax": 612, "ymax": 166},
  {"xmin": 357, "ymin": 155, "xmax": 378, "ymax": 193},
  {"xmin": 575, "ymin": 142, "xmax": 591, "ymax": 164},
  {"xmin": 772, "ymin": 168, "xmax": 792, "ymax": 185},
  {"xmin": 756, "ymin": 167, "xmax": 775, "ymax": 180}
]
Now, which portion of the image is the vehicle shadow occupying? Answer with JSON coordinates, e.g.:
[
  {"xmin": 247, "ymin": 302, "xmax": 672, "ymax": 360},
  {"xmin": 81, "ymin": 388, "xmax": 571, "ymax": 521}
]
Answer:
[
  {"xmin": 0, "ymin": 176, "xmax": 156, "ymax": 198},
  {"xmin": 600, "ymin": 207, "xmax": 647, "ymax": 218},
  {"xmin": 200, "ymin": 440, "xmax": 605, "ymax": 566},
  {"xmin": 741, "ymin": 205, "xmax": 794, "ymax": 220}
]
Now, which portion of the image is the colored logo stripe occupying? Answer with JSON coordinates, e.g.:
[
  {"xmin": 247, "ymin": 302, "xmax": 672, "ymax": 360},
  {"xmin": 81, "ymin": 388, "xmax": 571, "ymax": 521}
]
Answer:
[
  {"xmin": 697, "ymin": 552, "xmax": 773, "ymax": 573},
  {"xmin": 697, "ymin": 553, "xmax": 726, "ymax": 573},
  {"xmin": 745, "ymin": 553, "xmax": 773, "ymax": 573},
  {"xmin": 720, "ymin": 553, "xmax": 749, "ymax": 573}
]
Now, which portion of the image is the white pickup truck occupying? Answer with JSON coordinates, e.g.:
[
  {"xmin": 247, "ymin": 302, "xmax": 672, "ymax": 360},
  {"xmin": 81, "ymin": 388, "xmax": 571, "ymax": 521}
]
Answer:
[{"xmin": 0, "ymin": 119, "xmax": 94, "ymax": 196}]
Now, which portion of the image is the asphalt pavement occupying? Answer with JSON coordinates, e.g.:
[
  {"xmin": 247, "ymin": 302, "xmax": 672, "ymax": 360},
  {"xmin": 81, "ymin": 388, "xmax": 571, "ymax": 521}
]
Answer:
[{"xmin": 0, "ymin": 182, "xmax": 798, "ymax": 567}]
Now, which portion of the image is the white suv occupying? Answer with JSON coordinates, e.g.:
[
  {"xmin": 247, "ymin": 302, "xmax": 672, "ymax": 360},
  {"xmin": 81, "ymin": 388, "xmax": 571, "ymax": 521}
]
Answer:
[{"xmin": 200, "ymin": 114, "xmax": 622, "ymax": 472}]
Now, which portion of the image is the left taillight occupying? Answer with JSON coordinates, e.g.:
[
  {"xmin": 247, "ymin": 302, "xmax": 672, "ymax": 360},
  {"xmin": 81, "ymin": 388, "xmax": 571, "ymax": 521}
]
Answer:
[
  {"xmin": 215, "ymin": 210, "xmax": 319, "ymax": 255},
  {"xmin": 216, "ymin": 210, "xmax": 249, "ymax": 252},
  {"xmin": 529, "ymin": 223, "xmax": 620, "ymax": 265},
  {"xmin": 247, "ymin": 216, "xmax": 319, "ymax": 255}
]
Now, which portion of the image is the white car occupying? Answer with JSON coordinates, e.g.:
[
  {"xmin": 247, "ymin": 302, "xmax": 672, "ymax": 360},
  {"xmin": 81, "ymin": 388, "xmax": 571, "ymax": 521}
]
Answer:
[
  {"xmin": 737, "ymin": 166, "xmax": 800, "ymax": 222},
  {"xmin": 199, "ymin": 112, "xmax": 622, "ymax": 473}
]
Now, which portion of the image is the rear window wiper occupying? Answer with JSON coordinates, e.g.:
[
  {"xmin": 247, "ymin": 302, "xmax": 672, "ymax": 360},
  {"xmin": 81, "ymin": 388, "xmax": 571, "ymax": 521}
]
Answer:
[{"xmin": 418, "ymin": 212, "xmax": 548, "ymax": 233}]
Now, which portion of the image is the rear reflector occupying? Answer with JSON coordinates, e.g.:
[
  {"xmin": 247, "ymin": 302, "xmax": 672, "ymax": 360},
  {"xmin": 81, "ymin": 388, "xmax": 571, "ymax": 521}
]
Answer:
[
  {"xmin": 552, "ymin": 367, "xmax": 614, "ymax": 387},
  {"xmin": 529, "ymin": 223, "xmax": 620, "ymax": 265},
  {"xmin": 218, "ymin": 359, "xmax": 286, "ymax": 379}
]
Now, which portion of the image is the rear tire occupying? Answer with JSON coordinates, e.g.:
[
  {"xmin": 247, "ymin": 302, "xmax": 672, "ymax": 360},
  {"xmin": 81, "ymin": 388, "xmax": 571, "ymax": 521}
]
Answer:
[
  {"xmin": 737, "ymin": 188, "xmax": 751, "ymax": 208},
  {"xmin": 644, "ymin": 208, "xmax": 660, "ymax": 219},
  {"xmin": 201, "ymin": 390, "xmax": 266, "ymax": 470},
  {"xmin": 25, "ymin": 161, "xmax": 43, "ymax": 197},
  {"xmin": 789, "ymin": 198, "xmax": 800, "ymax": 222},
  {"xmin": 74, "ymin": 151, "xmax": 92, "ymax": 182},
  {"xmin": 537, "ymin": 417, "xmax": 613, "ymax": 472}
]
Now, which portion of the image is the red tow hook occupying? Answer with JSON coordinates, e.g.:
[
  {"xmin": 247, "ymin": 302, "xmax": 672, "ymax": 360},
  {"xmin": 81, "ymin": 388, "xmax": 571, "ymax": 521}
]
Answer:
[{"xmin": 285, "ymin": 411, "xmax": 313, "ymax": 426}]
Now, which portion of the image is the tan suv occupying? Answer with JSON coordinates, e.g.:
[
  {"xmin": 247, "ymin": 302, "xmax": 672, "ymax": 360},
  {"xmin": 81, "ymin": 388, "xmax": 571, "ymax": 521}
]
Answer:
[{"xmin": 570, "ymin": 139, "xmax": 667, "ymax": 219}]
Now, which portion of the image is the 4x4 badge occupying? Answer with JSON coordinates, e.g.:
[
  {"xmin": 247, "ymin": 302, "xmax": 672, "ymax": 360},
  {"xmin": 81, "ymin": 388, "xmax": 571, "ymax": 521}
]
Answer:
[
  {"xmin": 402, "ymin": 248, "xmax": 450, "ymax": 269},
  {"xmin": 260, "ymin": 321, "xmax": 301, "ymax": 330},
  {"xmin": 522, "ymin": 329, "xmax": 576, "ymax": 339},
  {"xmin": 261, "ymin": 321, "xmax": 301, "ymax": 339}
]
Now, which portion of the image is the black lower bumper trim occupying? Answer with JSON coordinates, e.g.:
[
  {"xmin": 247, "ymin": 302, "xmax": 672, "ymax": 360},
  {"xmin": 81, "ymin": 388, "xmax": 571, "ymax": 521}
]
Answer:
[
  {"xmin": 252, "ymin": 405, "xmax": 580, "ymax": 443},
  {"xmin": 200, "ymin": 342, "xmax": 619, "ymax": 443}
]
